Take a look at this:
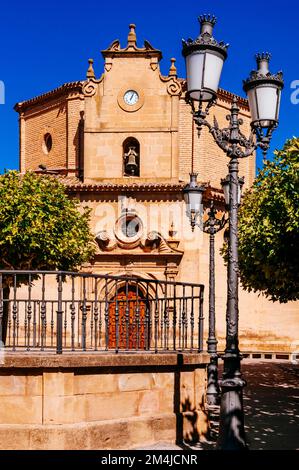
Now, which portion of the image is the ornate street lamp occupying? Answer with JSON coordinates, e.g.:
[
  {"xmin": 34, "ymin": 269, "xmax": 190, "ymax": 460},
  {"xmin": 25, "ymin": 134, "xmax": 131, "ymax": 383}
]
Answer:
[
  {"xmin": 243, "ymin": 53, "xmax": 283, "ymax": 132},
  {"xmin": 182, "ymin": 15, "xmax": 283, "ymax": 450},
  {"xmin": 183, "ymin": 172, "xmax": 206, "ymax": 231},
  {"xmin": 183, "ymin": 14, "xmax": 228, "ymax": 103}
]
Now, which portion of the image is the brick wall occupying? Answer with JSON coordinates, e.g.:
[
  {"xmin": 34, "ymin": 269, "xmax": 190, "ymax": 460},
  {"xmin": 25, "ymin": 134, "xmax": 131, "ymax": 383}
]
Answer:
[
  {"xmin": 179, "ymin": 95, "xmax": 255, "ymax": 188},
  {"xmin": 20, "ymin": 93, "xmax": 82, "ymax": 174}
]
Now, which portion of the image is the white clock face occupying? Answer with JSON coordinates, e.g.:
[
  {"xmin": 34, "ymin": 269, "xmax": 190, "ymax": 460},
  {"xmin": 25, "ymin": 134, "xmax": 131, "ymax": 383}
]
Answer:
[{"xmin": 124, "ymin": 90, "xmax": 139, "ymax": 106}]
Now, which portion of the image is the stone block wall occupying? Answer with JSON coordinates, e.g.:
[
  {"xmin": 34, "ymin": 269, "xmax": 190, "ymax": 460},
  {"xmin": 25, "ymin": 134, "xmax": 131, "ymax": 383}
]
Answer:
[{"xmin": 0, "ymin": 353, "xmax": 209, "ymax": 450}]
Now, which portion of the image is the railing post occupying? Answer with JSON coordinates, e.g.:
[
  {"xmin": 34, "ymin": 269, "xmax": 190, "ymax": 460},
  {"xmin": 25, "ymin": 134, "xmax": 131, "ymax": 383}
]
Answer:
[
  {"xmin": 81, "ymin": 276, "xmax": 87, "ymax": 351},
  {"xmin": 154, "ymin": 284, "xmax": 159, "ymax": 353},
  {"xmin": 56, "ymin": 273, "xmax": 63, "ymax": 354},
  {"xmin": 198, "ymin": 286, "xmax": 204, "ymax": 352},
  {"xmin": 0, "ymin": 274, "xmax": 3, "ymax": 343},
  {"xmin": 125, "ymin": 280, "xmax": 129, "ymax": 350},
  {"xmin": 135, "ymin": 281, "xmax": 140, "ymax": 350},
  {"xmin": 115, "ymin": 279, "xmax": 119, "ymax": 353},
  {"xmin": 163, "ymin": 283, "xmax": 168, "ymax": 350},
  {"xmin": 105, "ymin": 279, "xmax": 109, "ymax": 350},
  {"xmin": 145, "ymin": 283, "xmax": 150, "ymax": 350},
  {"xmin": 26, "ymin": 274, "xmax": 32, "ymax": 351},
  {"xmin": 182, "ymin": 285, "xmax": 186, "ymax": 350},
  {"xmin": 12, "ymin": 274, "xmax": 18, "ymax": 351},
  {"xmin": 40, "ymin": 274, "xmax": 46, "ymax": 351},
  {"xmin": 70, "ymin": 275, "xmax": 76, "ymax": 351},
  {"xmin": 173, "ymin": 283, "xmax": 177, "ymax": 351},
  {"xmin": 190, "ymin": 286, "xmax": 194, "ymax": 352},
  {"xmin": 93, "ymin": 276, "xmax": 99, "ymax": 351}
]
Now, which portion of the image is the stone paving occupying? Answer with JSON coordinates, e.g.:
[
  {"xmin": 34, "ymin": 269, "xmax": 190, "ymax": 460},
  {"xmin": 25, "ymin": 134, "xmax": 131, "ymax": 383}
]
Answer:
[
  {"xmin": 242, "ymin": 361, "xmax": 299, "ymax": 450},
  {"xmin": 136, "ymin": 361, "xmax": 299, "ymax": 450}
]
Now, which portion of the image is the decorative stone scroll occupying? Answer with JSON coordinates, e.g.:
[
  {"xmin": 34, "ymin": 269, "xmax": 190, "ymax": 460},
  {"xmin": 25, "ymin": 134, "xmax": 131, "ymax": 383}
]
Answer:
[
  {"xmin": 160, "ymin": 75, "xmax": 182, "ymax": 97},
  {"xmin": 82, "ymin": 79, "xmax": 98, "ymax": 97},
  {"xmin": 82, "ymin": 74, "xmax": 104, "ymax": 97}
]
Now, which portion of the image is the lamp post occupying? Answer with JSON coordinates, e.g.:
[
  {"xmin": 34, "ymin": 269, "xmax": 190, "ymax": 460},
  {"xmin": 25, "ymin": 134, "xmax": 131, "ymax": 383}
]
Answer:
[
  {"xmin": 182, "ymin": 15, "xmax": 283, "ymax": 449},
  {"xmin": 203, "ymin": 200, "xmax": 226, "ymax": 406},
  {"xmin": 221, "ymin": 175, "xmax": 245, "ymax": 209}
]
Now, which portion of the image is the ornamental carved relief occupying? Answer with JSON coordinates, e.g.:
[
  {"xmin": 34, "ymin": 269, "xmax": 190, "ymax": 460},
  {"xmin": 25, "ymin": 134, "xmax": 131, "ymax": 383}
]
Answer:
[
  {"xmin": 83, "ymin": 75, "xmax": 104, "ymax": 97},
  {"xmin": 159, "ymin": 74, "xmax": 182, "ymax": 97},
  {"xmin": 82, "ymin": 80, "xmax": 97, "ymax": 97},
  {"xmin": 166, "ymin": 79, "xmax": 182, "ymax": 96},
  {"xmin": 95, "ymin": 229, "xmax": 183, "ymax": 256}
]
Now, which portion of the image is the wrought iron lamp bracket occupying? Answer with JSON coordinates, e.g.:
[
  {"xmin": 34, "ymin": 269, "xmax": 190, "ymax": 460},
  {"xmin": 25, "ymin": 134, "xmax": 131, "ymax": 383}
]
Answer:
[
  {"xmin": 189, "ymin": 95, "xmax": 276, "ymax": 160},
  {"xmin": 203, "ymin": 201, "xmax": 228, "ymax": 235}
]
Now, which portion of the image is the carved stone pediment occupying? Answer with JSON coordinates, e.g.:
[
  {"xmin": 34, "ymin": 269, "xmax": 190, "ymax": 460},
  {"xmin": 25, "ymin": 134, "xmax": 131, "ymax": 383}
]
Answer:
[
  {"xmin": 95, "ymin": 230, "xmax": 183, "ymax": 256},
  {"xmin": 101, "ymin": 25, "xmax": 162, "ymax": 61}
]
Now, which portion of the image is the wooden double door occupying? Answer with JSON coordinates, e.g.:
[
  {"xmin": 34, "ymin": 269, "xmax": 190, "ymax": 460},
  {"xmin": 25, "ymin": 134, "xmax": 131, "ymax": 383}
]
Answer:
[{"xmin": 108, "ymin": 287, "xmax": 148, "ymax": 349}]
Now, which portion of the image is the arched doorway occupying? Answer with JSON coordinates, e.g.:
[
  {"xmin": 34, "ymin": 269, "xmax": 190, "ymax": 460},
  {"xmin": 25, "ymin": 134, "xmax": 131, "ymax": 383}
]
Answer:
[{"xmin": 108, "ymin": 286, "xmax": 148, "ymax": 349}]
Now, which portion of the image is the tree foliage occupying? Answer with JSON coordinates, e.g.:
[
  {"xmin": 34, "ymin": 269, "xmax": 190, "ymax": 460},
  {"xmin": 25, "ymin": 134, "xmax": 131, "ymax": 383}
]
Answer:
[
  {"xmin": 0, "ymin": 171, "xmax": 95, "ymax": 272},
  {"xmin": 237, "ymin": 137, "xmax": 299, "ymax": 303}
]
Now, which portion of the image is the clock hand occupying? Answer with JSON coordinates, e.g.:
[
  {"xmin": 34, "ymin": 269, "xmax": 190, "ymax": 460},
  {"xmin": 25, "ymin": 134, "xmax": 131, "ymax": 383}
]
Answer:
[{"xmin": 130, "ymin": 92, "xmax": 134, "ymax": 101}]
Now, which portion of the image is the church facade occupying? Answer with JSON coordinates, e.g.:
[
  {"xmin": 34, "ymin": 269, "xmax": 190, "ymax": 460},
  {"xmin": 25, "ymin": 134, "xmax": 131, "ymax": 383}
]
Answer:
[{"xmin": 14, "ymin": 25, "xmax": 298, "ymax": 355}]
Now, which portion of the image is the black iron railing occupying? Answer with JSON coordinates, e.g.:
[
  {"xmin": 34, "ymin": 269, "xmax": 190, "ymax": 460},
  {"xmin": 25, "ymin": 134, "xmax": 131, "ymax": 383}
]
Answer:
[{"xmin": 0, "ymin": 271, "xmax": 204, "ymax": 354}]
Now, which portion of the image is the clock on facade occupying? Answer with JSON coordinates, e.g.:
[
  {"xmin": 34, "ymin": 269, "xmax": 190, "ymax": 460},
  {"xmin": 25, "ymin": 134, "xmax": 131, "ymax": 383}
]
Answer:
[{"xmin": 124, "ymin": 90, "xmax": 139, "ymax": 106}]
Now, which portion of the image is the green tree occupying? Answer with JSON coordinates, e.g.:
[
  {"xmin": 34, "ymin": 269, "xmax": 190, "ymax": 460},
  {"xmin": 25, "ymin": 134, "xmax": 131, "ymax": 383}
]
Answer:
[
  {"xmin": 237, "ymin": 137, "xmax": 299, "ymax": 303},
  {"xmin": 0, "ymin": 171, "xmax": 95, "ymax": 341}
]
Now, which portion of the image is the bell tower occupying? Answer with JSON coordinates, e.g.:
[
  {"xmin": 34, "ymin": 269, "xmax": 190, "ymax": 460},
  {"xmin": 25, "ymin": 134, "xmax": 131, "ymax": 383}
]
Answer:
[{"xmin": 82, "ymin": 24, "xmax": 182, "ymax": 183}]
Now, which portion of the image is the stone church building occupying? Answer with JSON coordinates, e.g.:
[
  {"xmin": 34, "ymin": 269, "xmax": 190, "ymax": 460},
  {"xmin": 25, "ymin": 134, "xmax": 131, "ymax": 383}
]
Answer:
[{"xmin": 14, "ymin": 24, "xmax": 298, "ymax": 355}]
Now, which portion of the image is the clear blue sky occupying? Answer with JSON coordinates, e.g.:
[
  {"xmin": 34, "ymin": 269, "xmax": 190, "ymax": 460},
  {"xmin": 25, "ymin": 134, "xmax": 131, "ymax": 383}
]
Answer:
[{"xmin": 0, "ymin": 0, "xmax": 298, "ymax": 172}]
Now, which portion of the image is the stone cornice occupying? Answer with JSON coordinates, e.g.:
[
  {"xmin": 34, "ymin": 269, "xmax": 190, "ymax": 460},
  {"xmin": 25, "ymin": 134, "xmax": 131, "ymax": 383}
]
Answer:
[
  {"xmin": 1, "ymin": 352, "xmax": 210, "ymax": 369},
  {"xmin": 65, "ymin": 181, "xmax": 186, "ymax": 194},
  {"xmin": 14, "ymin": 80, "xmax": 248, "ymax": 115},
  {"xmin": 59, "ymin": 177, "xmax": 226, "ymax": 202},
  {"xmin": 14, "ymin": 81, "xmax": 84, "ymax": 113}
]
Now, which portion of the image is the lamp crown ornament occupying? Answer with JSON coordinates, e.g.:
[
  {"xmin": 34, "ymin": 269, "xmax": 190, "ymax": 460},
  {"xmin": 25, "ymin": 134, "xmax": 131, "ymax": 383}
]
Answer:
[
  {"xmin": 243, "ymin": 52, "xmax": 284, "ymax": 88},
  {"xmin": 198, "ymin": 14, "xmax": 217, "ymax": 34},
  {"xmin": 256, "ymin": 52, "xmax": 271, "ymax": 73},
  {"xmin": 182, "ymin": 13, "xmax": 229, "ymax": 58},
  {"xmin": 182, "ymin": 13, "xmax": 229, "ymax": 104}
]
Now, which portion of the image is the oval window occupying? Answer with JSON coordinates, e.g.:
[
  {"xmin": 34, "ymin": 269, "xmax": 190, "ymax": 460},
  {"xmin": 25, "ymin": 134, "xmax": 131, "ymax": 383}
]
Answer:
[
  {"xmin": 121, "ymin": 217, "xmax": 140, "ymax": 238},
  {"xmin": 43, "ymin": 133, "xmax": 52, "ymax": 154}
]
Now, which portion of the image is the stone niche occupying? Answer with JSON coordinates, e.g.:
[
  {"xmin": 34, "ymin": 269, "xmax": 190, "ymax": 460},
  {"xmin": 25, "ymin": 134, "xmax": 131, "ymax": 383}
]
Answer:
[{"xmin": 0, "ymin": 352, "xmax": 209, "ymax": 450}]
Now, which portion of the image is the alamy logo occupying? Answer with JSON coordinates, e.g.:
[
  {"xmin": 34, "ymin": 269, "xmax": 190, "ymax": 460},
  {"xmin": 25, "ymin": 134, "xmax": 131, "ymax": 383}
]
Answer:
[
  {"xmin": 291, "ymin": 80, "xmax": 299, "ymax": 104},
  {"xmin": 0, "ymin": 81, "xmax": 4, "ymax": 105}
]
